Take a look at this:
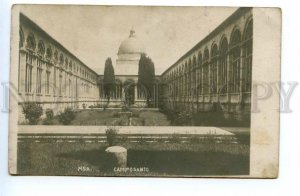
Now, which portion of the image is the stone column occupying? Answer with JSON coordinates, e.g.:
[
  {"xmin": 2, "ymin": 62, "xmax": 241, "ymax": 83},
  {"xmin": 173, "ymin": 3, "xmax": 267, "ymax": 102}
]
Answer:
[
  {"xmin": 208, "ymin": 62, "xmax": 211, "ymax": 95},
  {"xmin": 201, "ymin": 66, "xmax": 204, "ymax": 99},
  {"xmin": 226, "ymin": 53, "xmax": 231, "ymax": 94},
  {"xmin": 31, "ymin": 55, "xmax": 37, "ymax": 101},
  {"xmin": 18, "ymin": 50, "xmax": 27, "ymax": 94},
  {"xmin": 239, "ymin": 48, "xmax": 245, "ymax": 101},
  {"xmin": 134, "ymin": 84, "xmax": 138, "ymax": 102},
  {"xmin": 216, "ymin": 57, "xmax": 219, "ymax": 101}
]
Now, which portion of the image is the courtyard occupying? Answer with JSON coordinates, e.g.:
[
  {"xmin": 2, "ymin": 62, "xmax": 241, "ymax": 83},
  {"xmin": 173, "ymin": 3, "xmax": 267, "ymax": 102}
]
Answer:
[{"xmin": 17, "ymin": 124, "xmax": 250, "ymax": 176}]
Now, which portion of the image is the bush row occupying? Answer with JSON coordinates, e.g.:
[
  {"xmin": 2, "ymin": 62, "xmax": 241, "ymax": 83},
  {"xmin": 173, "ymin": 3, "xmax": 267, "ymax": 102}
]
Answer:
[{"xmin": 22, "ymin": 103, "xmax": 76, "ymax": 125}]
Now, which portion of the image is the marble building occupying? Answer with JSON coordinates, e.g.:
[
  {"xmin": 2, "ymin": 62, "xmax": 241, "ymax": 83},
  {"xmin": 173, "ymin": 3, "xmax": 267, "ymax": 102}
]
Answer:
[{"xmin": 18, "ymin": 13, "xmax": 99, "ymax": 120}]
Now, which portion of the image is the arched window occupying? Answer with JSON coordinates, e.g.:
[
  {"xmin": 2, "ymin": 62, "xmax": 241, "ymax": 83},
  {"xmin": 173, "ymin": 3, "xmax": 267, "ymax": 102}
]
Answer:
[
  {"xmin": 192, "ymin": 56, "xmax": 197, "ymax": 98},
  {"xmin": 219, "ymin": 37, "xmax": 229, "ymax": 93},
  {"xmin": 25, "ymin": 44, "xmax": 34, "ymax": 93},
  {"xmin": 37, "ymin": 40, "xmax": 45, "ymax": 56},
  {"xmin": 188, "ymin": 59, "xmax": 192, "ymax": 97},
  {"xmin": 184, "ymin": 62, "xmax": 188, "ymax": 97},
  {"xmin": 46, "ymin": 69, "xmax": 51, "ymax": 95},
  {"xmin": 54, "ymin": 51, "xmax": 58, "ymax": 64},
  {"xmin": 230, "ymin": 28, "xmax": 242, "ymax": 93},
  {"xmin": 26, "ymin": 33, "xmax": 36, "ymax": 50},
  {"xmin": 203, "ymin": 48, "xmax": 210, "ymax": 94},
  {"xmin": 69, "ymin": 61, "xmax": 73, "ymax": 73},
  {"xmin": 19, "ymin": 27, "xmax": 24, "ymax": 48},
  {"xmin": 211, "ymin": 43, "xmax": 218, "ymax": 93},
  {"xmin": 243, "ymin": 19, "xmax": 253, "ymax": 92},
  {"xmin": 65, "ymin": 58, "xmax": 69, "ymax": 68},
  {"xmin": 197, "ymin": 52, "xmax": 202, "ymax": 96},
  {"xmin": 53, "ymin": 51, "xmax": 58, "ymax": 95},
  {"xmin": 115, "ymin": 80, "xmax": 122, "ymax": 99},
  {"xmin": 59, "ymin": 54, "xmax": 64, "ymax": 65},
  {"xmin": 46, "ymin": 47, "xmax": 52, "ymax": 60}
]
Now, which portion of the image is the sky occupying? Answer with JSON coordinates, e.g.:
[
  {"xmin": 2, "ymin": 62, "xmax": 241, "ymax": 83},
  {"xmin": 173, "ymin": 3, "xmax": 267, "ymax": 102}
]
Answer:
[{"xmin": 19, "ymin": 5, "xmax": 237, "ymax": 75}]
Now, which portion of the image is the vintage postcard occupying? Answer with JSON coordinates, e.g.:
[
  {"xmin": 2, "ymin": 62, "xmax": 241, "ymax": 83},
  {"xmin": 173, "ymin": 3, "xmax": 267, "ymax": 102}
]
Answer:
[{"xmin": 9, "ymin": 5, "xmax": 281, "ymax": 178}]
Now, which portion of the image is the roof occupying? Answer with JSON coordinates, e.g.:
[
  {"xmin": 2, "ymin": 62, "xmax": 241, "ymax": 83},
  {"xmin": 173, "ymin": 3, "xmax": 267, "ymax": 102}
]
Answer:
[
  {"xmin": 161, "ymin": 7, "xmax": 252, "ymax": 76},
  {"xmin": 20, "ymin": 13, "xmax": 98, "ymax": 76}
]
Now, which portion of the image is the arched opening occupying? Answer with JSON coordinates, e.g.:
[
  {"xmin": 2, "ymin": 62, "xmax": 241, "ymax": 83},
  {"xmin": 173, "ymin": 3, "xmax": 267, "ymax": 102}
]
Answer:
[
  {"xmin": 192, "ymin": 56, "xmax": 197, "ymax": 98},
  {"xmin": 197, "ymin": 52, "xmax": 202, "ymax": 96},
  {"xmin": 219, "ymin": 37, "xmax": 229, "ymax": 93},
  {"xmin": 184, "ymin": 62, "xmax": 188, "ymax": 97},
  {"xmin": 203, "ymin": 48, "xmax": 210, "ymax": 94},
  {"xmin": 59, "ymin": 54, "xmax": 64, "ymax": 66},
  {"xmin": 24, "ymin": 33, "xmax": 35, "ymax": 93},
  {"xmin": 123, "ymin": 80, "xmax": 135, "ymax": 106},
  {"xmin": 230, "ymin": 28, "xmax": 242, "ymax": 93},
  {"xmin": 211, "ymin": 43, "xmax": 218, "ymax": 93},
  {"xmin": 243, "ymin": 19, "xmax": 253, "ymax": 92},
  {"xmin": 37, "ymin": 40, "xmax": 45, "ymax": 56},
  {"xmin": 19, "ymin": 27, "xmax": 24, "ymax": 48},
  {"xmin": 46, "ymin": 47, "xmax": 52, "ymax": 60},
  {"xmin": 115, "ymin": 79, "xmax": 122, "ymax": 99},
  {"xmin": 26, "ymin": 33, "xmax": 36, "ymax": 50},
  {"xmin": 188, "ymin": 58, "xmax": 192, "ymax": 98}
]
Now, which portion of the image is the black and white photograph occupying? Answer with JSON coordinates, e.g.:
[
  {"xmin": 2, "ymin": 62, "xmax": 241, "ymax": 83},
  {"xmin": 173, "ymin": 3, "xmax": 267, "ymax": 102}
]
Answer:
[{"xmin": 8, "ymin": 5, "xmax": 280, "ymax": 177}]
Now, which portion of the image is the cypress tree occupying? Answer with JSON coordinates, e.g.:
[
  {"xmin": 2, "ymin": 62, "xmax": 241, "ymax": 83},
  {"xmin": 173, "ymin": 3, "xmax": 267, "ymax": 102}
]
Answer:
[
  {"xmin": 138, "ymin": 54, "xmax": 155, "ymax": 107},
  {"xmin": 103, "ymin": 57, "xmax": 115, "ymax": 102}
]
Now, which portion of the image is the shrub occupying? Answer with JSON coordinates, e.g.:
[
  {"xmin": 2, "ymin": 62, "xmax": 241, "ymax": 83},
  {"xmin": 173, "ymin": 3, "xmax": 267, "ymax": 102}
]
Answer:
[
  {"xmin": 43, "ymin": 108, "xmax": 54, "ymax": 125},
  {"xmin": 105, "ymin": 127, "xmax": 119, "ymax": 146},
  {"xmin": 58, "ymin": 107, "xmax": 75, "ymax": 125},
  {"xmin": 45, "ymin": 108, "xmax": 54, "ymax": 119},
  {"xmin": 173, "ymin": 111, "xmax": 193, "ymax": 126},
  {"xmin": 22, "ymin": 103, "xmax": 43, "ymax": 125}
]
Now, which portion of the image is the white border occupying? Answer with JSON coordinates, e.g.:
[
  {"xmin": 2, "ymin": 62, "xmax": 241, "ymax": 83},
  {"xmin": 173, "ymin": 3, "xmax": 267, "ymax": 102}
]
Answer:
[{"xmin": 1, "ymin": 0, "xmax": 299, "ymax": 195}]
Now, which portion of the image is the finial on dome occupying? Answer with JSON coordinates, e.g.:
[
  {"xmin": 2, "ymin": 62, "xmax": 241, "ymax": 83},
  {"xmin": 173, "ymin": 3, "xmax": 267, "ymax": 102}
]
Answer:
[{"xmin": 129, "ymin": 27, "xmax": 135, "ymax": 37}]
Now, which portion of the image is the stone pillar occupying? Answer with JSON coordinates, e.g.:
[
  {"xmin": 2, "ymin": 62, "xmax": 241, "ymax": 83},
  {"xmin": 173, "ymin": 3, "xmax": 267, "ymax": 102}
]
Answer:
[
  {"xmin": 226, "ymin": 53, "xmax": 231, "ymax": 94},
  {"xmin": 239, "ymin": 48, "xmax": 245, "ymax": 99},
  {"xmin": 208, "ymin": 62, "xmax": 211, "ymax": 95},
  {"xmin": 18, "ymin": 50, "xmax": 27, "ymax": 94},
  {"xmin": 201, "ymin": 66, "xmax": 204, "ymax": 98},
  {"xmin": 134, "ymin": 83, "xmax": 138, "ymax": 101},
  {"xmin": 105, "ymin": 146, "xmax": 127, "ymax": 168},
  {"xmin": 216, "ymin": 57, "xmax": 219, "ymax": 101},
  {"xmin": 226, "ymin": 52, "xmax": 231, "ymax": 117},
  {"xmin": 195, "ymin": 68, "xmax": 198, "ymax": 100},
  {"xmin": 31, "ymin": 55, "xmax": 37, "ymax": 101}
]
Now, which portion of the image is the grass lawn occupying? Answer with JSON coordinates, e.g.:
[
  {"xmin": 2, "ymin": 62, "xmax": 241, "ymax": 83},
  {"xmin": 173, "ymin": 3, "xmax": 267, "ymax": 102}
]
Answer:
[
  {"xmin": 17, "ymin": 141, "xmax": 249, "ymax": 176},
  {"xmin": 45, "ymin": 110, "xmax": 171, "ymax": 126}
]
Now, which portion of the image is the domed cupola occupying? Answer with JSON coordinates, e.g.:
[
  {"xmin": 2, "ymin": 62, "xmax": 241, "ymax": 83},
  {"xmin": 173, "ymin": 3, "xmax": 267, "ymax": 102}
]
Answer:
[
  {"xmin": 115, "ymin": 28, "xmax": 145, "ymax": 76},
  {"xmin": 117, "ymin": 29, "xmax": 145, "ymax": 55}
]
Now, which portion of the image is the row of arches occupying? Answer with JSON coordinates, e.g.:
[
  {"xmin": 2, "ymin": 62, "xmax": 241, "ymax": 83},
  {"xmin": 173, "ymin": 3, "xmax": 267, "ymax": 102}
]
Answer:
[
  {"xmin": 20, "ymin": 26, "xmax": 98, "ymax": 101},
  {"xmin": 163, "ymin": 17, "xmax": 252, "ymax": 99},
  {"xmin": 99, "ymin": 79, "xmax": 160, "ymax": 101},
  {"xmin": 20, "ymin": 27, "xmax": 97, "ymax": 83}
]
